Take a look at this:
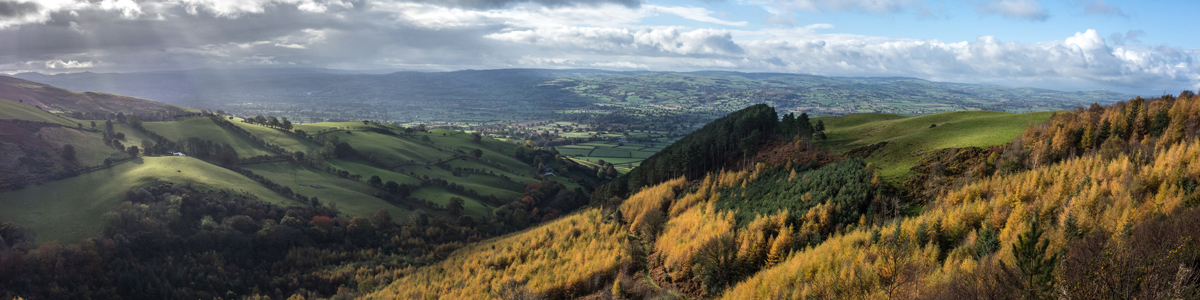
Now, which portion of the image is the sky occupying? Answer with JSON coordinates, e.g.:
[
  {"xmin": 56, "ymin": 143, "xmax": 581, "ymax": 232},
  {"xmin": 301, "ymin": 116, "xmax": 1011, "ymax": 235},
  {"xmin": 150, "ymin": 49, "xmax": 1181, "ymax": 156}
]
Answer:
[{"xmin": 0, "ymin": 0, "xmax": 1196, "ymax": 94}]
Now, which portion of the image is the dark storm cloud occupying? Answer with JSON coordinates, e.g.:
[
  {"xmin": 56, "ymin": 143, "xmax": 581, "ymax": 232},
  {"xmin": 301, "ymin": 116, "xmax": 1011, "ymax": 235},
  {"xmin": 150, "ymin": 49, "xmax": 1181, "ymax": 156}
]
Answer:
[
  {"xmin": 0, "ymin": 1, "xmax": 40, "ymax": 18},
  {"xmin": 0, "ymin": 1, "xmax": 526, "ymax": 71}
]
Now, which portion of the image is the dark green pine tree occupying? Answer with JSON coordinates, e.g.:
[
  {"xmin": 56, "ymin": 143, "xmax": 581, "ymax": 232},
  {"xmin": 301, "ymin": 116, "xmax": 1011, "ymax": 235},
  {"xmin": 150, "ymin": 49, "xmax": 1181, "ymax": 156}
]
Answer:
[
  {"xmin": 1010, "ymin": 217, "xmax": 1059, "ymax": 300},
  {"xmin": 796, "ymin": 113, "xmax": 813, "ymax": 140},
  {"xmin": 780, "ymin": 113, "xmax": 796, "ymax": 138}
]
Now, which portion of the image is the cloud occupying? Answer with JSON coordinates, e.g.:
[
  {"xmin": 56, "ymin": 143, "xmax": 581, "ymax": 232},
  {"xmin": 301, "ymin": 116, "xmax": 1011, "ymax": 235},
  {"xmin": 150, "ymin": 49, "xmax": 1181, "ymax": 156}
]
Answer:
[
  {"xmin": 486, "ymin": 27, "xmax": 745, "ymax": 56},
  {"xmin": 44, "ymin": 59, "xmax": 106, "ymax": 68},
  {"xmin": 1075, "ymin": 0, "xmax": 1125, "ymax": 18},
  {"xmin": 781, "ymin": 0, "xmax": 924, "ymax": 14},
  {"xmin": 975, "ymin": 0, "xmax": 1048, "ymax": 21},
  {"xmin": 0, "ymin": 0, "xmax": 144, "ymax": 28},
  {"xmin": 178, "ymin": 0, "xmax": 636, "ymax": 16},
  {"xmin": 1108, "ymin": 29, "xmax": 1144, "ymax": 45},
  {"xmin": 423, "ymin": 0, "xmax": 640, "ymax": 10},
  {"xmin": 0, "ymin": 1, "xmax": 41, "ymax": 18},
  {"xmin": 0, "ymin": 0, "xmax": 1194, "ymax": 95},
  {"xmin": 179, "ymin": 0, "xmax": 358, "ymax": 17},
  {"xmin": 646, "ymin": 5, "xmax": 747, "ymax": 26}
]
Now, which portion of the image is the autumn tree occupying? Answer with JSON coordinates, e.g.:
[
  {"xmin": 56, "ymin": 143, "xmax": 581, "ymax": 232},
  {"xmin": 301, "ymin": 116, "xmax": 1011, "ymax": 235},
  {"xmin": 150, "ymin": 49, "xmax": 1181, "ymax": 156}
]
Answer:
[{"xmin": 371, "ymin": 208, "xmax": 392, "ymax": 227}]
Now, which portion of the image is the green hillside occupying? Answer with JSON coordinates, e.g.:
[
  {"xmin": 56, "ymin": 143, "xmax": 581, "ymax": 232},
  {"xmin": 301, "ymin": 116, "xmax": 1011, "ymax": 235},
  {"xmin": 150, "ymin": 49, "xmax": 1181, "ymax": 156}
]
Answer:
[
  {"xmin": 0, "ymin": 156, "xmax": 294, "ymax": 243},
  {"xmin": 230, "ymin": 119, "xmax": 318, "ymax": 153},
  {"xmin": 0, "ymin": 98, "xmax": 83, "ymax": 127},
  {"xmin": 239, "ymin": 162, "xmax": 414, "ymax": 219},
  {"xmin": 35, "ymin": 125, "xmax": 126, "ymax": 166},
  {"xmin": 816, "ymin": 110, "xmax": 1055, "ymax": 182},
  {"xmin": 142, "ymin": 118, "xmax": 276, "ymax": 157}
]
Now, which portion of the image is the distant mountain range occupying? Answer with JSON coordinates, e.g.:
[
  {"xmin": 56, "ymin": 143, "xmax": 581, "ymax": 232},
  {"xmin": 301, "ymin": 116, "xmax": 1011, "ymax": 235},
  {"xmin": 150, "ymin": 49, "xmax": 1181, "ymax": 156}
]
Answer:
[{"xmin": 14, "ymin": 68, "xmax": 1136, "ymax": 124}]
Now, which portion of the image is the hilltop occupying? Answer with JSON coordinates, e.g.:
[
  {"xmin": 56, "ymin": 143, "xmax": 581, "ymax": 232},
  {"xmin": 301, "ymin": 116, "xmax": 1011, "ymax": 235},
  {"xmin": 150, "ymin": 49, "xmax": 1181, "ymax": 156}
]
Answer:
[
  {"xmin": 816, "ymin": 110, "xmax": 1055, "ymax": 182},
  {"xmin": 0, "ymin": 75, "xmax": 187, "ymax": 117}
]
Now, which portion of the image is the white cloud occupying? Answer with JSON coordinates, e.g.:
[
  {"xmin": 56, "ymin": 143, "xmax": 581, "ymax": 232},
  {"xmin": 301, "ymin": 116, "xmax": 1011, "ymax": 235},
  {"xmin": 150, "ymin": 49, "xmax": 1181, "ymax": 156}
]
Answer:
[
  {"xmin": 0, "ymin": 0, "xmax": 1195, "ymax": 95},
  {"xmin": 98, "ymin": 0, "xmax": 143, "ymax": 18},
  {"xmin": 591, "ymin": 61, "xmax": 649, "ymax": 69},
  {"xmin": 483, "ymin": 24, "xmax": 1196, "ymax": 92},
  {"xmin": 487, "ymin": 27, "xmax": 744, "ymax": 56},
  {"xmin": 645, "ymin": 5, "xmax": 747, "ymax": 26},
  {"xmin": 177, "ymin": 0, "xmax": 357, "ymax": 17},
  {"xmin": 975, "ymin": 0, "xmax": 1048, "ymax": 21},
  {"xmin": 780, "ymin": 0, "xmax": 923, "ymax": 14},
  {"xmin": 0, "ymin": 0, "xmax": 143, "ymax": 29},
  {"xmin": 44, "ymin": 59, "xmax": 99, "ymax": 69},
  {"xmin": 275, "ymin": 43, "xmax": 307, "ymax": 49}
]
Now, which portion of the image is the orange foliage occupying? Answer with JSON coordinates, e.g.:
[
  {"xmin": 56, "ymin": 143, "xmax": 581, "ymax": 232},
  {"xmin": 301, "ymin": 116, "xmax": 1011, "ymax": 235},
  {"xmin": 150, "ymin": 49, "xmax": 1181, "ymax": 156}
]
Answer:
[
  {"xmin": 364, "ymin": 209, "xmax": 625, "ymax": 299},
  {"xmin": 655, "ymin": 203, "xmax": 736, "ymax": 281},
  {"xmin": 722, "ymin": 93, "xmax": 1200, "ymax": 299},
  {"xmin": 620, "ymin": 176, "xmax": 687, "ymax": 234}
]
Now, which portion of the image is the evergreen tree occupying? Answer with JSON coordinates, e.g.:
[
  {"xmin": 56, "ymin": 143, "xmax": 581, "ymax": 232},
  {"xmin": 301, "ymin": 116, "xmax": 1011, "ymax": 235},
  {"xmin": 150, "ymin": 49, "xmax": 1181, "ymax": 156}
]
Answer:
[
  {"xmin": 797, "ymin": 113, "xmax": 813, "ymax": 140},
  {"xmin": 1010, "ymin": 217, "xmax": 1059, "ymax": 300},
  {"xmin": 780, "ymin": 113, "xmax": 796, "ymax": 137}
]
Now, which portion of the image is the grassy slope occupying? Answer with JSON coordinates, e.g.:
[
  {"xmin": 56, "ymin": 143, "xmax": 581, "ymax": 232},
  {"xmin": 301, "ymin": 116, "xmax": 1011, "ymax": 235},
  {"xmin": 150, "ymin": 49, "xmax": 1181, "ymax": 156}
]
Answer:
[
  {"xmin": 0, "ymin": 98, "xmax": 82, "ymax": 127},
  {"xmin": 142, "ymin": 118, "xmax": 275, "ymax": 157},
  {"xmin": 817, "ymin": 111, "xmax": 1055, "ymax": 182},
  {"xmin": 408, "ymin": 185, "xmax": 492, "ymax": 217},
  {"xmin": 0, "ymin": 156, "xmax": 294, "ymax": 243},
  {"xmin": 239, "ymin": 162, "xmax": 416, "ymax": 220},
  {"xmin": 111, "ymin": 123, "xmax": 158, "ymax": 151},
  {"xmin": 1, "ymin": 117, "xmax": 550, "ymax": 243},
  {"xmin": 229, "ymin": 119, "xmax": 318, "ymax": 153},
  {"xmin": 0, "ymin": 99, "xmax": 126, "ymax": 166},
  {"xmin": 36, "ymin": 126, "xmax": 125, "ymax": 166}
]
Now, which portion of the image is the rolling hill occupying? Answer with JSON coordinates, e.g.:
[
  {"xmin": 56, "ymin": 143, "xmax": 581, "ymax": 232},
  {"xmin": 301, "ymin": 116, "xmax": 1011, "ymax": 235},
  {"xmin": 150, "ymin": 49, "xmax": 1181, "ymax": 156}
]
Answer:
[
  {"xmin": 0, "ymin": 77, "xmax": 589, "ymax": 247},
  {"xmin": 816, "ymin": 110, "xmax": 1056, "ymax": 182},
  {"xmin": 0, "ymin": 75, "xmax": 187, "ymax": 116},
  {"xmin": 0, "ymin": 156, "xmax": 296, "ymax": 243}
]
